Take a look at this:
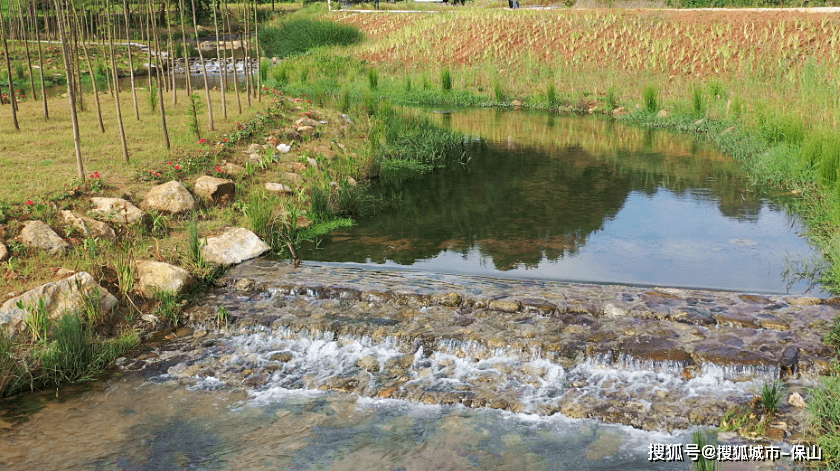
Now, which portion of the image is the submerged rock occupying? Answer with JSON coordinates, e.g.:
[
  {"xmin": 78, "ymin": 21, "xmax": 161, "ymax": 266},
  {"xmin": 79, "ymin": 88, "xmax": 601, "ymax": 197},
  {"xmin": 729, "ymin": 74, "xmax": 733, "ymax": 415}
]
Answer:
[
  {"xmin": 201, "ymin": 228, "xmax": 270, "ymax": 265},
  {"xmin": 0, "ymin": 272, "xmax": 117, "ymax": 337},
  {"xmin": 20, "ymin": 221, "xmax": 69, "ymax": 255}
]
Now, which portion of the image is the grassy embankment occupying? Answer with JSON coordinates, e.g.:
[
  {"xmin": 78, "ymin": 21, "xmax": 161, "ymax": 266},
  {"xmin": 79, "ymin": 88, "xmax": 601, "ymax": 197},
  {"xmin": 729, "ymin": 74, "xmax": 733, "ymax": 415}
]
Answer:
[
  {"xmin": 0, "ymin": 10, "xmax": 466, "ymax": 398},
  {"xmin": 254, "ymin": 4, "xmax": 840, "ymax": 466}
]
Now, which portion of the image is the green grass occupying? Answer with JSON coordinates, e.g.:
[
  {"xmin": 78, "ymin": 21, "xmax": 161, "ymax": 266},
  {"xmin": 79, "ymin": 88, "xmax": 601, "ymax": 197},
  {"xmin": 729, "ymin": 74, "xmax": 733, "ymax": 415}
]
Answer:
[
  {"xmin": 810, "ymin": 376, "xmax": 840, "ymax": 470},
  {"xmin": 643, "ymin": 85, "xmax": 659, "ymax": 113},
  {"xmin": 691, "ymin": 429, "xmax": 718, "ymax": 471},
  {"xmin": 258, "ymin": 19, "xmax": 364, "ymax": 58},
  {"xmin": 760, "ymin": 381, "xmax": 783, "ymax": 414}
]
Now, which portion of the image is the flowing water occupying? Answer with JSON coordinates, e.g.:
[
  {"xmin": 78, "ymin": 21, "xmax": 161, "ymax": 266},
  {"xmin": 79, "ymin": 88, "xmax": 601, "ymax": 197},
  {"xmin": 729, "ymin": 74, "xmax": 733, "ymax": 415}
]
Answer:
[{"xmin": 0, "ymin": 110, "xmax": 827, "ymax": 470}]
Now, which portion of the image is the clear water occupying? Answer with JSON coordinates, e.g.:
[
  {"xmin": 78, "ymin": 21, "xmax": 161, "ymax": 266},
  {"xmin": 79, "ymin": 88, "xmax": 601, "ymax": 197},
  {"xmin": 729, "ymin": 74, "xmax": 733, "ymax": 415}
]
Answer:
[{"xmin": 300, "ymin": 109, "xmax": 820, "ymax": 295}]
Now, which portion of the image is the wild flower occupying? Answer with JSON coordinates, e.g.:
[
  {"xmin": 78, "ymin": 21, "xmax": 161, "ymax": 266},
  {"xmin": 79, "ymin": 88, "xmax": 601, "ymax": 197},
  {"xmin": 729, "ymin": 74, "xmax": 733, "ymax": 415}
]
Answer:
[
  {"xmin": 198, "ymin": 138, "xmax": 207, "ymax": 144},
  {"xmin": 175, "ymin": 165, "xmax": 181, "ymax": 170},
  {"xmin": 26, "ymin": 200, "xmax": 34, "ymax": 206}
]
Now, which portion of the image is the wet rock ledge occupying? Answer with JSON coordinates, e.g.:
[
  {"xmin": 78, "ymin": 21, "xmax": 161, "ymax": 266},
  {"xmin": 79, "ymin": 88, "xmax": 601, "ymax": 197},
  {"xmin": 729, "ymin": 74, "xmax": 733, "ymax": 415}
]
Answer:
[{"xmin": 153, "ymin": 260, "xmax": 839, "ymax": 435}]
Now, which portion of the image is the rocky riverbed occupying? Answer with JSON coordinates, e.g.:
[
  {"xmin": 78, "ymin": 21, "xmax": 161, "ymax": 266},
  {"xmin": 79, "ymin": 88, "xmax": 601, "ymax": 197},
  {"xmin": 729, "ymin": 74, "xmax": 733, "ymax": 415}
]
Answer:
[{"xmin": 118, "ymin": 260, "xmax": 837, "ymax": 441}]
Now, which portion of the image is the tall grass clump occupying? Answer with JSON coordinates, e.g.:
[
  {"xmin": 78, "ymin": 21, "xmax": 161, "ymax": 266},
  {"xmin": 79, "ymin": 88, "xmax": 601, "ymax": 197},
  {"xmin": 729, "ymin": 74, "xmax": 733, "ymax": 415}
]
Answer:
[
  {"xmin": 643, "ymin": 85, "xmax": 658, "ymax": 113},
  {"xmin": 340, "ymin": 87, "xmax": 351, "ymax": 113},
  {"xmin": 809, "ymin": 376, "xmax": 840, "ymax": 470},
  {"xmin": 692, "ymin": 87, "xmax": 704, "ymax": 116},
  {"xmin": 494, "ymin": 80, "xmax": 504, "ymax": 101},
  {"xmin": 801, "ymin": 132, "xmax": 840, "ymax": 187},
  {"xmin": 691, "ymin": 430, "xmax": 718, "ymax": 471},
  {"xmin": 756, "ymin": 107, "xmax": 805, "ymax": 145},
  {"xmin": 546, "ymin": 83, "xmax": 556, "ymax": 106},
  {"xmin": 368, "ymin": 68, "xmax": 379, "ymax": 90},
  {"xmin": 188, "ymin": 211, "xmax": 204, "ymax": 268},
  {"xmin": 273, "ymin": 63, "xmax": 290, "ymax": 84},
  {"xmin": 259, "ymin": 59, "xmax": 271, "ymax": 83},
  {"xmin": 441, "ymin": 68, "xmax": 453, "ymax": 92},
  {"xmin": 606, "ymin": 87, "xmax": 618, "ymax": 111},
  {"xmin": 258, "ymin": 20, "xmax": 364, "ymax": 58},
  {"xmin": 0, "ymin": 332, "xmax": 27, "ymax": 396}
]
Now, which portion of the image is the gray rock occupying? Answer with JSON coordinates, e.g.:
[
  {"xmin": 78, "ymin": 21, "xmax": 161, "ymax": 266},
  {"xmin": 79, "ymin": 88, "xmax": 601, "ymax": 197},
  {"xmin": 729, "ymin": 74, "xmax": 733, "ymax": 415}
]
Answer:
[
  {"xmin": 142, "ymin": 181, "xmax": 195, "ymax": 215},
  {"xmin": 307, "ymin": 157, "xmax": 318, "ymax": 169},
  {"xmin": 244, "ymin": 143, "xmax": 262, "ymax": 155},
  {"xmin": 20, "ymin": 220, "xmax": 69, "ymax": 255},
  {"xmin": 88, "ymin": 197, "xmax": 146, "ymax": 225},
  {"xmin": 0, "ymin": 241, "xmax": 7, "ymax": 262},
  {"xmin": 0, "ymin": 272, "xmax": 118, "ymax": 337},
  {"xmin": 194, "ymin": 176, "xmax": 236, "ymax": 204},
  {"xmin": 356, "ymin": 355, "xmax": 380, "ymax": 373},
  {"xmin": 788, "ymin": 392, "xmax": 807, "ymax": 408},
  {"xmin": 60, "ymin": 210, "xmax": 116, "ymax": 241},
  {"xmin": 295, "ymin": 117, "xmax": 321, "ymax": 128},
  {"xmin": 135, "ymin": 260, "xmax": 196, "ymax": 298},
  {"xmin": 281, "ymin": 172, "xmax": 302, "ymax": 183},
  {"xmin": 265, "ymin": 182, "xmax": 294, "ymax": 194},
  {"xmin": 201, "ymin": 228, "xmax": 270, "ymax": 265}
]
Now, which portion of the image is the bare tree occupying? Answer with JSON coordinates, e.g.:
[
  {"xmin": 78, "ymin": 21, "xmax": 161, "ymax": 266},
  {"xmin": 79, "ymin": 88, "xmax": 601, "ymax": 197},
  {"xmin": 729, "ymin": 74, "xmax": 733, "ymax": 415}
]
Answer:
[
  {"xmin": 123, "ymin": 0, "xmax": 140, "ymax": 120},
  {"xmin": 32, "ymin": 0, "xmax": 49, "ymax": 119},
  {"xmin": 0, "ymin": 5, "xmax": 19, "ymax": 128},
  {"xmin": 224, "ymin": 0, "xmax": 241, "ymax": 114},
  {"xmin": 254, "ymin": 0, "xmax": 260, "ymax": 103},
  {"xmin": 17, "ymin": 0, "xmax": 37, "ymax": 102},
  {"xmin": 71, "ymin": 0, "xmax": 105, "ymax": 133},
  {"xmin": 107, "ymin": 0, "xmax": 130, "ymax": 164},
  {"xmin": 52, "ymin": 0, "xmax": 84, "ymax": 180},
  {"xmin": 241, "ymin": 0, "xmax": 251, "ymax": 107},
  {"xmin": 165, "ymin": 0, "xmax": 177, "ymax": 106},
  {"xmin": 213, "ymin": 0, "xmax": 226, "ymax": 119},
  {"xmin": 178, "ymin": 0, "xmax": 192, "ymax": 96},
  {"xmin": 150, "ymin": 0, "xmax": 170, "ymax": 149},
  {"xmin": 190, "ymin": 0, "xmax": 213, "ymax": 131}
]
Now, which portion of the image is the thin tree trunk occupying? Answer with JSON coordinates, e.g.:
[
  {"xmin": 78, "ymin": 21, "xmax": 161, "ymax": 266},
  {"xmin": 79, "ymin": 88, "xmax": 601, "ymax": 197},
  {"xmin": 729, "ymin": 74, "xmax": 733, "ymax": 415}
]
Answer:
[
  {"xmin": 150, "ymin": 0, "xmax": 170, "ymax": 149},
  {"xmin": 224, "ymin": 0, "xmax": 240, "ymax": 114},
  {"xmin": 165, "ymin": 0, "xmax": 176, "ymax": 106},
  {"xmin": 213, "ymin": 0, "xmax": 226, "ymax": 119},
  {"xmin": 0, "ymin": 7, "xmax": 19, "ymax": 126},
  {"xmin": 144, "ymin": 0, "xmax": 153, "ymax": 93},
  {"xmin": 52, "ymin": 0, "xmax": 84, "ymax": 180},
  {"xmin": 33, "ymin": 0, "xmax": 49, "ymax": 119},
  {"xmin": 190, "ymin": 0, "xmax": 213, "ymax": 131},
  {"xmin": 178, "ymin": 0, "xmax": 191, "ymax": 96},
  {"xmin": 71, "ymin": 0, "xmax": 104, "ymax": 133},
  {"xmin": 67, "ymin": 0, "xmax": 84, "ymax": 112},
  {"xmin": 123, "ymin": 0, "xmax": 140, "ymax": 119},
  {"xmin": 17, "ymin": 0, "xmax": 37, "ymax": 101},
  {"xmin": 108, "ymin": 0, "xmax": 130, "ymax": 164},
  {"xmin": 241, "ymin": 0, "xmax": 251, "ymax": 107},
  {"xmin": 254, "ymin": 1, "xmax": 260, "ymax": 102}
]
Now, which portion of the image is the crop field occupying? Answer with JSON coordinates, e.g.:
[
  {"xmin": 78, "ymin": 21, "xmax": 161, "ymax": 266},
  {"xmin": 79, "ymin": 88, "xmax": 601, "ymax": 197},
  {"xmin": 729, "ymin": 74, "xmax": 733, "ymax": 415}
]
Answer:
[{"xmin": 334, "ymin": 9, "xmax": 840, "ymax": 126}]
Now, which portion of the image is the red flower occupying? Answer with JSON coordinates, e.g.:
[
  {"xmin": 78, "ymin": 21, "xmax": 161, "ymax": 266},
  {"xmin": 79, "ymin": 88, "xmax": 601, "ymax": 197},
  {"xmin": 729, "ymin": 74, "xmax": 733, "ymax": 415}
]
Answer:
[
  {"xmin": 199, "ymin": 138, "xmax": 207, "ymax": 144},
  {"xmin": 175, "ymin": 165, "xmax": 181, "ymax": 170},
  {"xmin": 26, "ymin": 200, "xmax": 34, "ymax": 206},
  {"xmin": 154, "ymin": 172, "xmax": 160, "ymax": 177},
  {"xmin": 90, "ymin": 174, "xmax": 95, "ymax": 178},
  {"xmin": 302, "ymin": 94, "xmax": 306, "ymax": 97},
  {"xmin": 222, "ymin": 138, "xmax": 228, "ymax": 142},
  {"xmin": 215, "ymin": 166, "xmax": 222, "ymax": 172},
  {"xmin": 308, "ymin": 100, "xmax": 311, "ymax": 104},
  {"xmin": 167, "ymin": 161, "xmax": 173, "ymax": 165}
]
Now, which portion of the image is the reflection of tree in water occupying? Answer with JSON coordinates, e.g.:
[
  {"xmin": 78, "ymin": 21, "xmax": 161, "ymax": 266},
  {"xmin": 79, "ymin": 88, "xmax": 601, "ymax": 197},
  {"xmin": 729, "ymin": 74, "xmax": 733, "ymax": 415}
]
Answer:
[{"xmin": 301, "ymin": 133, "xmax": 760, "ymax": 269}]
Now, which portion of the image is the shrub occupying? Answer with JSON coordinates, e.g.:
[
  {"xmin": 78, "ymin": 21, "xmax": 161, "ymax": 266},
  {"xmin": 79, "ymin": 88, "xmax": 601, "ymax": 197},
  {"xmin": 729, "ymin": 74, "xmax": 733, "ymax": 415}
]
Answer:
[
  {"xmin": 493, "ymin": 80, "xmax": 504, "ymax": 101},
  {"xmin": 643, "ymin": 85, "xmax": 658, "ymax": 113},
  {"xmin": 368, "ymin": 68, "xmax": 379, "ymax": 90},
  {"xmin": 606, "ymin": 86, "xmax": 618, "ymax": 111},
  {"xmin": 441, "ymin": 68, "xmax": 453, "ymax": 91},
  {"xmin": 692, "ymin": 87, "xmax": 704, "ymax": 116},
  {"xmin": 546, "ymin": 83, "xmax": 556, "ymax": 106}
]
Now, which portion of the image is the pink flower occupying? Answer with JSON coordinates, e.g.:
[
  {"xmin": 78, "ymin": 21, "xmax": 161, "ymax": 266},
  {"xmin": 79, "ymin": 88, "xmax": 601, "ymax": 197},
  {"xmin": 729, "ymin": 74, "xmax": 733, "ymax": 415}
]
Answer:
[{"xmin": 26, "ymin": 200, "xmax": 34, "ymax": 206}]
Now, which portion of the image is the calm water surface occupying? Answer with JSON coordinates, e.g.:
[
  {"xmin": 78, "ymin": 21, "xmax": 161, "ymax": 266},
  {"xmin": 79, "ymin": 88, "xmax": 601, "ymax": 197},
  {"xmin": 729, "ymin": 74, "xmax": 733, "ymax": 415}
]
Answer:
[{"xmin": 300, "ymin": 109, "xmax": 820, "ymax": 295}]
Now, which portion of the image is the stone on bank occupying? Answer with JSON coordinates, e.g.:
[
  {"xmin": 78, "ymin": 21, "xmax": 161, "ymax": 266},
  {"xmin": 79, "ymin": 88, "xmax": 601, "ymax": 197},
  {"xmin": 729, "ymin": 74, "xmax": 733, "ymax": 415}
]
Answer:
[{"xmin": 0, "ymin": 272, "xmax": 117, "ymax": 337}]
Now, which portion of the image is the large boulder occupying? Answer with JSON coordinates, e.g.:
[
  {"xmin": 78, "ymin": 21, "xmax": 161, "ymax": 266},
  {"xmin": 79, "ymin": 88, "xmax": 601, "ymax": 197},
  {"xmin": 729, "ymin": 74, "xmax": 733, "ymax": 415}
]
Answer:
[
  {"xmin": 201, "ymin": 228, "xmax": 269, "ymax": 265},
  {"xmin": 135, "ymin": 260, "xmax": 195, "ymax": 298},
  {"xmin": 61, "ymin": 210, "xmax": 116, "ymax": 241},
  {"xmin": 194, "ymin": 176, "xmax": 236, "ymax": 204},
  {"xmin": 142, "ymin": 181, "xmax": 195, "ymax": 215},
  {"xmin": 88, "ymin": 197, "xmax": 146, "ymax": 225},
  {"xmin": 0, "ymin": 272, "xmax": 118, "ymax": 337},
  {"xmin": 19, "ymin": 221, "xmax": 69, "ymax": 255}
]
